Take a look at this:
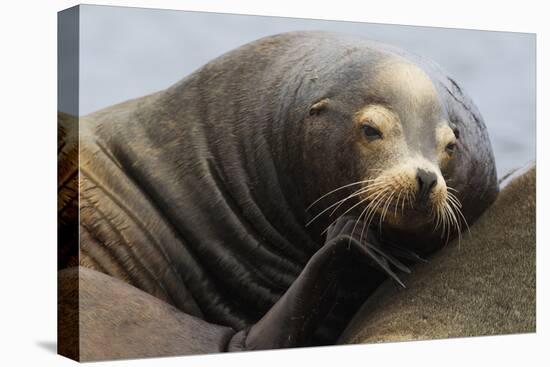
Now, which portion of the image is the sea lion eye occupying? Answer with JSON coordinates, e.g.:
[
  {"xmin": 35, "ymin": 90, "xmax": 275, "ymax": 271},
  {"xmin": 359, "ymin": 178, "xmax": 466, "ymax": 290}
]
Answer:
[
  {"xmin": 362, "ymin": 125, "xmax": 382, "ymax": 140},
  {"xmin": 446, "ymin": 142, "xmax": 457, "ymax": 155},
  {"xmin": 309, "ymin": 98, "xmax": 330, "ymax": 116}
]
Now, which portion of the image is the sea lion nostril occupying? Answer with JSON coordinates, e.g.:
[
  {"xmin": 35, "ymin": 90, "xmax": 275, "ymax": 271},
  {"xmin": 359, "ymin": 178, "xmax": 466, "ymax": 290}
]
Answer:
[{"xmin": 416, "ymin": 169, "xmax": 438, "ymax": 201}]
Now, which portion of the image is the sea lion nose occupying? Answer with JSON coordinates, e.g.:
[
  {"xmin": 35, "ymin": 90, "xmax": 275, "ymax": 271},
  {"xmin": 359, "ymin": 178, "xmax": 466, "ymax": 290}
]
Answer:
[{"xmin": 416, "ymin": 169, "xmax": 438, "ymax": 202}]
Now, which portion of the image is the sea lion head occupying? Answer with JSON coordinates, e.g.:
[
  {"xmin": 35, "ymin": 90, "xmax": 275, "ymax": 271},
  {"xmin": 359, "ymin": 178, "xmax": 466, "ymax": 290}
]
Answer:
[{"xmin": 302, "ymin": 54, "xmax": 481, "ymax": 244}]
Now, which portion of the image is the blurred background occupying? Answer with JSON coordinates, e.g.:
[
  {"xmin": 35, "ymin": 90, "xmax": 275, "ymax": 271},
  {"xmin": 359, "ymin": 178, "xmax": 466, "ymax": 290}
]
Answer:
[{"xmin": 65, "ymin": 5, "xmax": 536, "ymax": 177}]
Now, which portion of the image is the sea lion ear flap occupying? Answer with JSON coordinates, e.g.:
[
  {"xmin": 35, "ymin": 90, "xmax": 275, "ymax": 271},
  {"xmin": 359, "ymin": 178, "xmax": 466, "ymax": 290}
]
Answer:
[
  {"xmin": 309, "ymin": 98, "xmax": 330, "ymax": 116},
  {"xmin": 453, "ymin": 127, "xmax": 460, "ymax": 140}
]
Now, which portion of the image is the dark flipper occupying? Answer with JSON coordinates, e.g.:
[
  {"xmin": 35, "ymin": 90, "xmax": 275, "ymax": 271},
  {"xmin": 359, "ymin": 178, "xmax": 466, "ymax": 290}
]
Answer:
[
  {"xmin": 384, "ymin": 241, "xmax": 429, "ymax": 263},
  {"xmin": 228, "ymin": 216, "xmax": 409, "ymax": 351},
  {"xmin": 369, "ymin": 244, "xmax": 411, "ymax": 274}
]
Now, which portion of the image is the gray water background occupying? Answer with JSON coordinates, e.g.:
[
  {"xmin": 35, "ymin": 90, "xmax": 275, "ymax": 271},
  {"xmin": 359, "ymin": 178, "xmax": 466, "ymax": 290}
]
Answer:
[{"xmin": 69, "ymin": 5, "xmax": 536, "ymax": 177}]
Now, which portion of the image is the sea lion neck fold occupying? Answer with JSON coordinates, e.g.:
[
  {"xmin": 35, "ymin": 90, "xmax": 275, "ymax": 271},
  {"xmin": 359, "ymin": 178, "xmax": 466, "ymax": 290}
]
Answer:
[{"xmin": 81, "ymin": 39, "xmax": 329, "ymax": 327}]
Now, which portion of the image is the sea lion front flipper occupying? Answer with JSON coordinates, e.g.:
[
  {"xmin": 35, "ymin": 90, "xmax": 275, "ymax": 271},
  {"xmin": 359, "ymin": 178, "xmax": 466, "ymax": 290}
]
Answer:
[
  {"xmin": 228, "ymin": 217, "xmax": 403, "ymax": 351},
  {"xmin": 384, "ymin": 241, "xmax": 429, "ymax": 263},
  {"xmin": 332, "ymin": 217, "xmax": 410, "ymax": 283},
  {"xmin": 368, "ymin": 244, "xmax": 411, "ymax": 273}
]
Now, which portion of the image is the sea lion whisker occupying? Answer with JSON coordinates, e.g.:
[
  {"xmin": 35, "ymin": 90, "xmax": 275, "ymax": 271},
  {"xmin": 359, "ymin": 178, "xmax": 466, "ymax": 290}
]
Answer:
[
  {"xmin": 321, "ymin": 188, "xmax": 390, "ymax": 235},
  {"xmin": 446, "ymin": 201, "xmax": 462, "ymax": 248},
  {"xmin": 448, "ymin": 197, "xmax": 462, "ymax": 211},
  {"xmin": 436, "ymin": 207, "xmax": 444, "ymax": 232},
  {"xmin": 358, "ymin": 208, "xmax": 373, "ymax": 249},
  {"xmin": 371, "ymin": 190, "xmax": 394, "ymax": 236},
  {"xmin": 431, "ymin": 196, "xmax": 448, "ymax": 230},
  {"xmin": 428, "ymin": 202, "xmax": 437, "ymax": 218},
  {"xmin": 380, "ymin": 190, "xmax": 396, "ymax": 227},
  {"xmin": 448, "ymin": 199, "xmax": 468, "ymax": 241},
  {"xmin": 355, "ymin": 198, "xmax": 378, "ymax": 247},
  {"xmin": 349, "ymin": 214, "xmax": 363, "ymax": 249},
  {"xmin": 401, "ymin": 191, "xmax": 408, "ymax": 215},
  {"xmin": 393, "ymin": 190, "xmax": 403, "ymax": 217},
  {"xmin": 361, "ymin": 187, "xmax": 391, "ymax": 222},
  {"xmin": 328, "ymin": 186, "xmax": 372, "ymax": 217},
  {"xmin": 359, "ymin": 209, "xmax": 380, "ymax": 253},
  {"xmin": 445, "ymin": 203, "xmax": 453, "ymax": 238},
  {"xmin": 438, "ymin": 203, "xmax": 446, "ymax": 231},
  {"xmin": 456, "ymin": 208, "xmax": 470, "ymax": 236},
  {"xmin": 329, "ymin": 180, "xmax": 393, "ymax": 215},
  {"xmin": 360, "ymin": 188, "xmax": 391, "ymax": 222},
  {"xmin": 447, "ymin": 191, "xmax": 463, "ymax": 208},
  {"xmin": 306, "ymin": 186, "xmax": 378, "ymax": 227},
  {"xmin": 362, "ymin": 181, "xmax": 392, "ymax": 191},
  {"xmin": 438, "ymin": 202, "xmax": 447, "ymax": 230},
  {"xmin": 375, "ymin": 191, "xmax": 395, "ymax": 235},
  {"xmin": 439, "ymin": 203, "xmax": 448, "ymax": 239},
  {"xmin": 382, "ymin": 192, "xmax": 397, "ymax": 226},
  {"xmin": 447, "ymin": 196, "xmax": 470, "ymax": 237},
  {"xmin": 447, "ymin": 201, "xmax": 461, "ymax": 232},
  {"xmin": 358, "ymin": 190, "xmax": 390, "ymax": 245},
  {"xmin": 349, "ymin": 194, "xmax": 384, "ymax": 247},
  {"xmin": 440, "ymin": 205, "xmax": 448, "ymax": 240},
  {"xmin": 443, "ymin": 203, "xmax": 454, "ymax": 246},
  {"xmin": 306, "ymin": 179, "xmax": 374, "ymax": 210},
  {"xmin": 446, "ymin": 193, "xmax": 462, "ymax": 218},
  {"xmin": 308, "ymin": 179, "xmax": 391, "ymax": 225},
  {"xmin": 362, "ymin": 189, "xmax": 394, "ymax": 249},
  {"xmin": 432, "ymin": 203, "xmax": 442, "ymax": 232},
  {"xmin": 352, "ymin": 178, "xmax": 392, "ymax": 193}
]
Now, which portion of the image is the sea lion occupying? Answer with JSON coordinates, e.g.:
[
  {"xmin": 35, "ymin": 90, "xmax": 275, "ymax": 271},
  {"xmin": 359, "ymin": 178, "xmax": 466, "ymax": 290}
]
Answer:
[
  {"xmin": 339, "ymin": 163, "xmax": 535, "ymax": 344},
  {"xmin": 58, "ymin": 31, "xmax": 498, "ymax": 359},
  {"xmin": 58, "ymin": 266, "xmax": 236, "ymax": 360}
]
